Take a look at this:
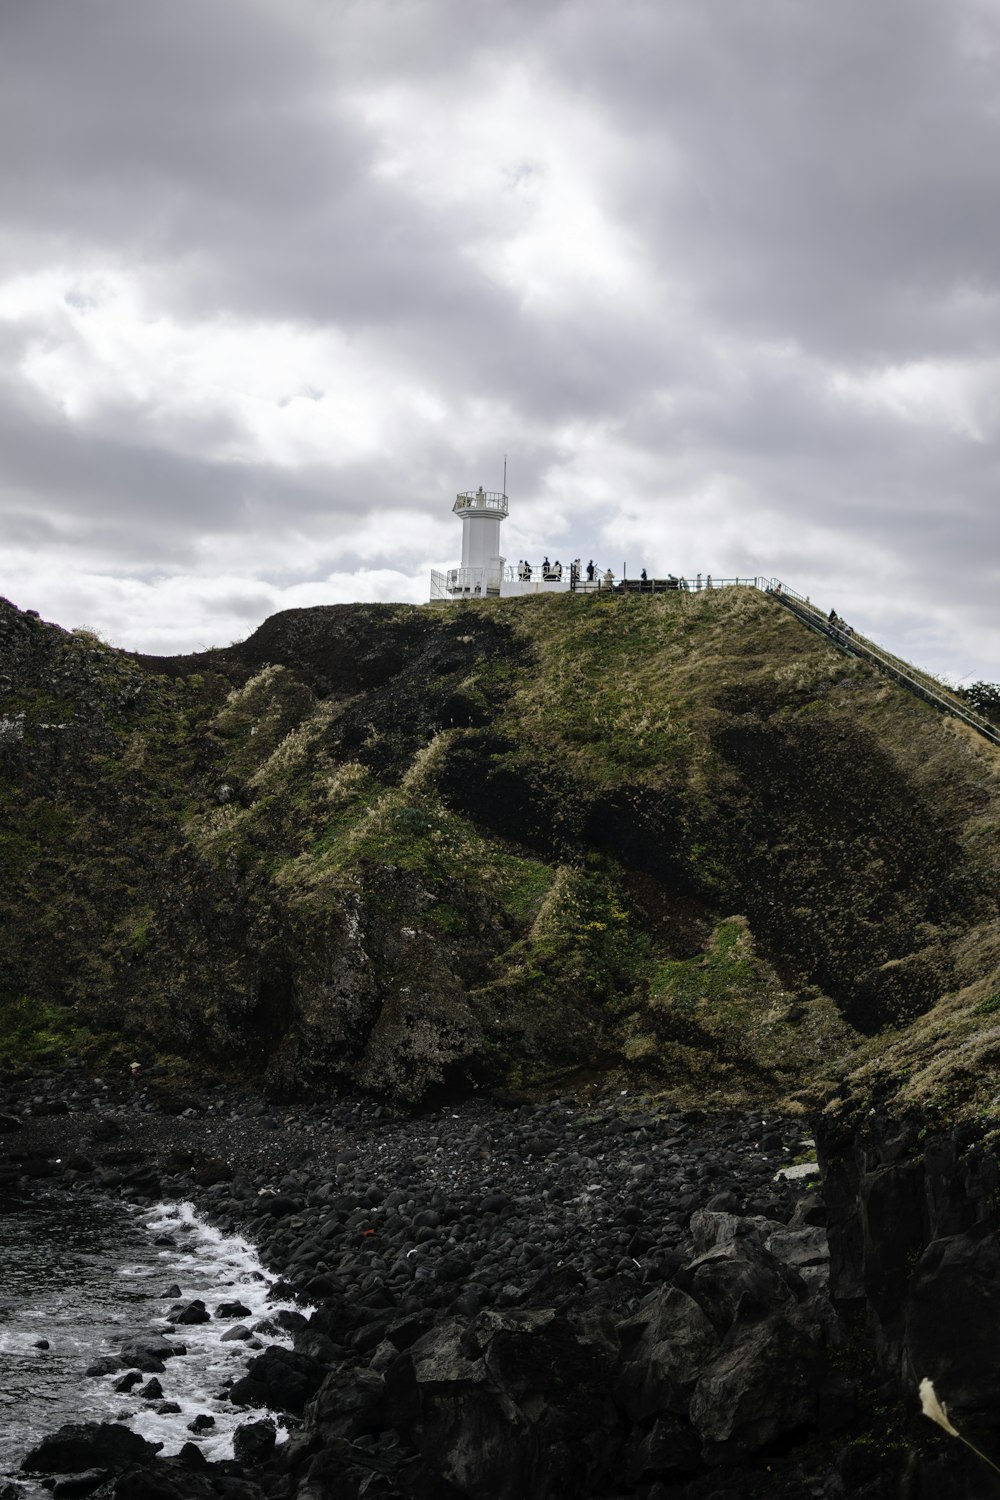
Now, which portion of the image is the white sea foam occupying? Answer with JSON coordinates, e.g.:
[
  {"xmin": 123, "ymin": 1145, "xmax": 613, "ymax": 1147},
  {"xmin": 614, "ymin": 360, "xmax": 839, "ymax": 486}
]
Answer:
[{"xmin": 93, "ymin": 1201, "xmax": 311, "ymax": 1461}]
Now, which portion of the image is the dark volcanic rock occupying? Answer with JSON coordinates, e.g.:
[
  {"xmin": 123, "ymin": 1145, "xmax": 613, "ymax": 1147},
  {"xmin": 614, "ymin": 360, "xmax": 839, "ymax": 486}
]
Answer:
[
  {"xmin": 51, "ymin": 1470, "xmax": 107, "ymax": 1498},
  {"xmin": 215, "ymin": 1299, "xmax": 253, "ymax": 1319},
  {"xmin": 904, "ymin": 1223, "xmax": 1000, "ymax": 1431},
  {"xmin": 21, "ymin": 1423, "xmax": 162, "ymax": 1474},
  {"xmin": 615, "ymin": 1285, "xmax": 718, "ymax": 1420},
  {"xmin": 117, "ymin": 1332, "xmax": 182, "ymax": 1373},
  {"xmin": 232, "ymin": 1418, "xmax": 277, "ymax": 1465},
  {"xmin": 381, "ymin": 1307, "xmax": 618, "ymax": 1500},
  {"xmin": 229, "ymin": 1346, "xmax": 326, "ymax": 1414},
  {"xmin": 172, "ymin": 1298, "xmax": 211, "ymax": 1325},
  {"xmin": 688, "ymin": 1302, "xmax": 827, "ymax": 1457}
]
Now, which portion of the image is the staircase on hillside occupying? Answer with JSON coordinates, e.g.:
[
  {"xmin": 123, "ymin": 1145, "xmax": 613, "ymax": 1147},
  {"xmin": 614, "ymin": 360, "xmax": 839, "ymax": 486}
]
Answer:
[{"xmin": 759, "ymin": 579, "xmax": 1000, "ymax": 749}]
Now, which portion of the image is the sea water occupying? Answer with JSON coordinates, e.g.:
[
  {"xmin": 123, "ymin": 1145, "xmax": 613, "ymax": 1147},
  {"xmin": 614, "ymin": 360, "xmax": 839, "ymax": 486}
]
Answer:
[{"xmin": 0, "ymin": 1191, "xmax": 301, "ymax": 1492}]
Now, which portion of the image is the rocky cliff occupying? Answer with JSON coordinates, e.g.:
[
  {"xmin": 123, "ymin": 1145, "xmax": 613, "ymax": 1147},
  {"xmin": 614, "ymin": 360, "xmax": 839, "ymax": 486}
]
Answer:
[{"xmin": 3, "ymin": 586, "xmax": 1000, "ymax": 1120}]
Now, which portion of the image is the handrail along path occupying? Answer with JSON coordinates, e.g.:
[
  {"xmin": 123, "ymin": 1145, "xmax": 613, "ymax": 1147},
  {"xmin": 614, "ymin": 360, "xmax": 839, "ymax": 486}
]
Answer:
[{"xmin": 758, "ymin": 579, "xmax": 1000, "ymax": 749}]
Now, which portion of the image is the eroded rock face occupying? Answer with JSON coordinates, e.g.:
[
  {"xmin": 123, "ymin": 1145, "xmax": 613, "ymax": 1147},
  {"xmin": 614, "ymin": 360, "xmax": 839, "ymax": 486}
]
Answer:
[{"xmin": 820, "ymin": 1112, "xmax": 1000, "ymax": 1471}]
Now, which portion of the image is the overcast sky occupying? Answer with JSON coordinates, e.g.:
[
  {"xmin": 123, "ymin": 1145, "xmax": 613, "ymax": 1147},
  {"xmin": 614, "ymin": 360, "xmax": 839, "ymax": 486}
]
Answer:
[{"xmin": 1, "ymin": 0, "xmax": 999, "ymax": 680}]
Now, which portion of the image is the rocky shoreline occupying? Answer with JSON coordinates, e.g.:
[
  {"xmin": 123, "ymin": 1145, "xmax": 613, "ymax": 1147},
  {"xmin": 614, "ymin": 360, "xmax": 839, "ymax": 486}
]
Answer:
[{"xmin": 0, "ymin": 1067, "xmax": 982, "ymax": 1499}]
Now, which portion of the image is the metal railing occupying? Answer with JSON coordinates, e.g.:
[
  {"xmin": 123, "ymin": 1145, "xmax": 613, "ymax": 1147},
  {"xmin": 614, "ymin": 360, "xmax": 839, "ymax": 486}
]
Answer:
[
  {"xmin": 761, "ymin": 579, "xmax": 1000, "ymax": 748},
  {"xmin": 453, "ymin": 489, "xmax": 509, "ymax": 516}
]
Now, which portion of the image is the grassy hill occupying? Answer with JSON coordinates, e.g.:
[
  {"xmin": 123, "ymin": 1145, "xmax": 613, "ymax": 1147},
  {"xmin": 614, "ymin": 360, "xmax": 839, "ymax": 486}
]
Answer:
[{"xmin": 3, "ymin": 586, "xmax": 999, "ymax": 1120}]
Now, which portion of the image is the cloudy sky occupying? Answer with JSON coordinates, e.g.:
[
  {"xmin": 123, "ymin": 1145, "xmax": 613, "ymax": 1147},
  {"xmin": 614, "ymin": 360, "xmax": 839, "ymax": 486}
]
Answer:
[{"xmin": 1, "ymin": 0, "xmax": 999, "ymax": 680}]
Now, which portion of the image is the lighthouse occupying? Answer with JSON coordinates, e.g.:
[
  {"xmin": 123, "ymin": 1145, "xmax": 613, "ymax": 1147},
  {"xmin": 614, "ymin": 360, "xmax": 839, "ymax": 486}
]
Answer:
[
  {"xmin": 445, "ymin": 486, "xmax": 508, "ymax": 596},
  {"xmin": 429, "ymin": 486, "xmax": 585, "ymax": 599}
]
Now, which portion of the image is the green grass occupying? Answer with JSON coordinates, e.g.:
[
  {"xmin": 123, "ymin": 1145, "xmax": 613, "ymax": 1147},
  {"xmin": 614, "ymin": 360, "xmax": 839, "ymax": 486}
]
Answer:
[
  {"xmin": 0, "ymin": 995, "xmax": 90, "ymax": 1068},
  {"xmin": 649, "ymin": 919, "xmax": 757, "ymax": 1012}
]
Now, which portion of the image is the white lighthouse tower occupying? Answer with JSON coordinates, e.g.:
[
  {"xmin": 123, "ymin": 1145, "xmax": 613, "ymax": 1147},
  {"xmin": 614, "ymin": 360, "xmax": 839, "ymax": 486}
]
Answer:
[
  {"xmin": 443, "ymin": 486, "xmax": 508, "ymax": 596},
  {"xmin": 429, "ymin": 484, "xmax": 588, "ymax": 600}
]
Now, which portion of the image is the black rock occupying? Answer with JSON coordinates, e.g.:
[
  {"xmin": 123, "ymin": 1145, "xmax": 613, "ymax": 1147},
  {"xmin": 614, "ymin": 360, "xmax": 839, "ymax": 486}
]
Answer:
[
  {"xmin": 615, "ymin": 1284, "xmax": 719, "ymax": 1421},
  {"xmin": 215, "ymin": 1300, "xmax": 253, "ymax": 1319},
  {"xmin": 229, "ymin": 1346, "xmax": 325, "ymax": 1415},
  {"xmin": 52, "ymin": 1471, "xmax": 108, "ymax": 1499},
  {"xmin": 174, "ymin": 1299, "xmax": 211, "ymax": 1325},
  {"xmin": 187, "ymin": 1413, "xmax": 216, "ymax": 1433},
  {"xmin": 119, "ymin": 1333, "xmax": 181, "ymax": 1371},
  {"xmin": 233, "ymin": 1418, "xmax": 277, "ymax": 1465},
  {"xmin": 177, "ymin": 1440, "xmax": 209, "ymax": 1468},
  {"xmin": 259, "ymin": 1195, "xmax": 299, "ymax": 1218},
  {"xmin": 273, "ymin": 1308, "xmax": 308, "ymax": 1333},
  {"xmin": 21, "ymin": 1423, "xmax": 162, "ymax": 1475}
]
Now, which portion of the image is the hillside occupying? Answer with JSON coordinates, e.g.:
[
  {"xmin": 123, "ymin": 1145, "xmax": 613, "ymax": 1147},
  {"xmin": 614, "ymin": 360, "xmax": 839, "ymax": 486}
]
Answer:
[{"xmin": 3, "ymin": 586, "xmax": 1000, "ymax": 1120}]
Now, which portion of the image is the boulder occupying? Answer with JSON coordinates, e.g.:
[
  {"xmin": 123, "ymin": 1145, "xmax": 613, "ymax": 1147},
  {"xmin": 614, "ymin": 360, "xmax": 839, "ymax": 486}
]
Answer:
[
  {"xmin": 679, "ymin": 1238, "xmax": 800, "ymax": 1335},
  {"xmin": 111, "ymin": 1463, "xmax": 244, "ymax": 1500},
  {"xmin": 21, "ymin": 1423, "xmax": 162, "ymax": 1475},
  {"xmin": 119, "ymin": 1335, "xmax": 180, "ymax": 1363},
  {"xmin": 233, "ymin": 1418, "xmax": 277, "ymax": 1465},
  {"xmin": 172, "ymin": 1299, "xmax": 211, "ymax": 1326},
  {"xmin": 310, "ymin": 1365, "xmax": 387, "ymax": 1440},
  {"xmin": 52, "ymin": 1470, "xmax": 107, "ymax": 1498},
  {"xmin": 215, "ymin": 1300, "xmax": 252, "ymax": 1319},
  {"xmin": 765, "ymin": 1226, "xmax": 830, "ymax": 1272},
  {"xmin": 688, "ymin": 1303, "xmax": 826, "ymax": 1457},
  {"xmin": 229, "ymin": 1346, "xmax": 326, "ymax": 1414},
  {"xmin": 614, "ymin": 1285, "xmax": 719, "ymax": 1421},
  {"xmin": 386, "ymin": 1307, "xmax": 617, "ymax": 1500}
]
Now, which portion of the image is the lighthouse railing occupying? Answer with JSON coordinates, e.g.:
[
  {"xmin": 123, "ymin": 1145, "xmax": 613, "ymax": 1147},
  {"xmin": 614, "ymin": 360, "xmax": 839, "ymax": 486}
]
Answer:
[{"xmin": 453, "ymin": 491, "xmax": 509, "ymax": 516}]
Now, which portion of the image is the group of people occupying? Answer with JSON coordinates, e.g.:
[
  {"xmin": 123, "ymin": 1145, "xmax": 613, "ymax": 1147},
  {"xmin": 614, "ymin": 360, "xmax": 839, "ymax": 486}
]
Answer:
[
  {"xmin": 827, "ymin": 609, "xmax": 855, "ymax": 640},
  {"xmin": 513, "ymin": 560, "xmax": 698, "ymax": 591},
  {"xmin": 516, "ymin": 558, "xmax": 616, "ymax": 587}
]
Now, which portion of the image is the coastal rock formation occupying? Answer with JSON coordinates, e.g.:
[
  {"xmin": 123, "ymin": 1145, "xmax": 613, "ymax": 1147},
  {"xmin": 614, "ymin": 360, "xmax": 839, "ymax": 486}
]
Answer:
[
  {"xmin": 4, "ymin": 587, "xmax": 1000, "ymax": 1495},
  {"xmin": 3, "ymin": 589, "xmax": 999, "ymax": 1120}
]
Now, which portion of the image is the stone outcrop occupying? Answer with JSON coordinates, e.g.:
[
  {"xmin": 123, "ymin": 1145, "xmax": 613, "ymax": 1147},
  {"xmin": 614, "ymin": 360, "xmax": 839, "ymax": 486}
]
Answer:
[{"xmin": 819, "ymin": 1111, "xmax": 1000, "ymax": 1496}]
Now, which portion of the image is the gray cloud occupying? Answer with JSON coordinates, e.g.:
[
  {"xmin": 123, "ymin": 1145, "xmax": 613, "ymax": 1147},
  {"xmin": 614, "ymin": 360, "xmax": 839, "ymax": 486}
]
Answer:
[{"xmin": 0, "ymin": 0, "xmax": 998, "ymax": 675}]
